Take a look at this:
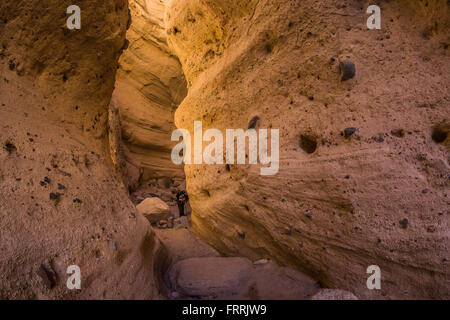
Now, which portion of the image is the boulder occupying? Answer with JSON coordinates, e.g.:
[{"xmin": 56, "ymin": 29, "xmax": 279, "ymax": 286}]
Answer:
[
  {"xmin": 153, "ymin": 228, "xmax": 220, "ymax": 263},
  {"xmin": 137, "ymin": 197, "xmax": 171, "ymax": 224},
  {"xmin": 169, "ymin": 257, "xmax": 253, "ymax": 298},
  {"xmin": 250, "ymin": 261, "xmax": 320, "ymax": 300}
]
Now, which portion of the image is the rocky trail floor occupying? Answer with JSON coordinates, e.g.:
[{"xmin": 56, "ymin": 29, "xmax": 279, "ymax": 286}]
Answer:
[{"xmin": 130, "ymin": 179, "xmax": 358, "ymax": 300}]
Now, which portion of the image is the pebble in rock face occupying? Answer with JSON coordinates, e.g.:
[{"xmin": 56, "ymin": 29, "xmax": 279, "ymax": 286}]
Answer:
[
  {"xmin": 340, "ymin": 60, "xmax": 356, "ymax": 81},
  {"xmin": 108, "ymin": 241, "xmax": 117, "ymax": 251},
  {"xmin": 372, "ymin": 134, "xmax": 385, "ymax": 143},
  {"xmin": 236, "ymin": 229, "xmax": 246, "ymax": 239},
  {"xmin": 37, "ymin": 264, "xmax": 57, "ymax": 289},
  {"xmin": 343, "ymin": 127, "xmax": 357, "ymax": 138},
  {"xmin": 49, "ymin": 192, "xmax": 61, "ymax": 200},
  {"xmin": 248, "ymin": 115, "xmax": 260, "ymax": 129},
  {"xmin": 391, "ymin": 129, "xmax": 405, "ymax": 138},
  {"xmin": 399, "ymin": 218, "xmax": 409, "ymax": 229}
]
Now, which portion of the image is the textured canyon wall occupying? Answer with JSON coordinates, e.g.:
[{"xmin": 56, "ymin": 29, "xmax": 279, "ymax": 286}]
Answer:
[
  {"xmin": 111, "ymin": 0, "xmax": 187, "ymax": 191},
  {"xmin": 165, "ymin": 0, "xmax": 449, "ymax": 299},
  {"xmin": 0, "ymin": 0, "xmax": 166, "ymax": 299}
]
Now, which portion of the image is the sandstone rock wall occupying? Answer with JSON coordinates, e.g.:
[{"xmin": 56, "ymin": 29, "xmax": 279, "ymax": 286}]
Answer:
[
  {"xmin": 165, "ymin": 0, "xmax": 449, "ymax": 299},
  {"xmin": 1, "ymin": 0, "xmax": 448, "ymax": 300},
  {"xmin": 111, "ymin": 0, "xmax": 187, "ymax": 190},
  {"xmin": 0, "ymin": 0, "xmax": 166, "ymax": 299}
]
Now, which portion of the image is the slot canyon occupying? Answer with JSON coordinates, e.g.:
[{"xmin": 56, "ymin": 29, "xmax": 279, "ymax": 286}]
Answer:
[{"xmin": 0, "ymin": 0, "xmax": 448, "ymax": 300}]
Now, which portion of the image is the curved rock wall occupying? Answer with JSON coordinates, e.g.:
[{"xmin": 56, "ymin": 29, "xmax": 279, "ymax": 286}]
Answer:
[
  {"xmin": 165, "ymin": 0, "xmax": 449, "ymax": 299},
  {"xmin": 111, "ymin": 0, "xmax": 187, "ymax": 191},
  {"xmin": 1, "ymin": 0, "xmax": 448, "ymax": 300},
  {"xmin": 0, "ymin": 0, "xmax": 165, "ymax": 299}
]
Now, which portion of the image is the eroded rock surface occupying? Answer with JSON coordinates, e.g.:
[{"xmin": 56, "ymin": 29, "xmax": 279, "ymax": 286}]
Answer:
[
  {"xmin": 167, "ymin": 256, "xmax": 320, "ymax": 300},
  {"xmin": 110, "ymin": 0, "xmax": 188, "ymax": 191},
  {"xmin": 0, "ymin": 0, "xmax": 166, "ymax": 299},
  {"xmin": 169, "ymin": 257, "xmax": 253, "ymax": 298},
  {"xmin": 164, "ymin": 0, "xmax": 450, "ymax": 299},
  {"xmin": 156, "ymin": 228, "xmax": 221, "ymax": 262}
]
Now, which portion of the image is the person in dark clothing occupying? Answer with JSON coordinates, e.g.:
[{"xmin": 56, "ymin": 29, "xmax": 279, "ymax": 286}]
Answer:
[{"xmin": 176, "ymin": 190, "xmax": 189, "ymax": 217}]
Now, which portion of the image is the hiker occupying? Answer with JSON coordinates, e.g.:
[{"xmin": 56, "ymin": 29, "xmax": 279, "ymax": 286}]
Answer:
[{"xmin": 176, "ymin": 190, "xmax": 189, "ymax": 217}]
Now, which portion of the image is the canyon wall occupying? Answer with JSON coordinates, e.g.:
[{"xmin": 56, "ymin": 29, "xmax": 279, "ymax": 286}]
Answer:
[
  {"xmin": 111, "ymin": 0, "xmax": 187, "ymax": 191},
  {"xmin": 165, "ymin": 0, "xmax": 449, "ymax": 299},
  {"xmin": 0, "ymin": 0, "xmax": 448, "ymax": 300},
  {"xmin": 0, "ymin": 0, "xmax": 166, "ymax": 299}
]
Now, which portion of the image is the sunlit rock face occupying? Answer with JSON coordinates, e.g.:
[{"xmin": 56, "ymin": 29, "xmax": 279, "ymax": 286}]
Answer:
[
  {"xmin": 0, "ymin": 0, "xmax": 166, "ymax": 299},
  {"xmin": 111, "ymin": 0, "xmax": 187, "ymax": 190},
  {"xmin": 165, "ymin": 0, "xmax": 449, "ymax": 299}
]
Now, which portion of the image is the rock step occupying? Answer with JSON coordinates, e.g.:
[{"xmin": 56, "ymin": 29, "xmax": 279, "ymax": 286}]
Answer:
[
  {"xmin": 167, "ymin": 257, "xmax": 322, "ymax": 300},
  {"xmin": 149, "ymin": 197, "xmax": 358, "ymax": 300}
]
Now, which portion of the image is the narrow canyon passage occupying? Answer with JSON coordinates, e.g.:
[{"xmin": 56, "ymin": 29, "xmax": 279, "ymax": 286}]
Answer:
[
  {"xmin": 114, "ymin": 0, "xmax": 449, "ymax": 300},
  {"xmin": 110, "ymin": 0, "xmax": 331, "ymax": 300},
  {"xmin": 0, "ymin": 0, "xmax": 448, "ymax": 300}
]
